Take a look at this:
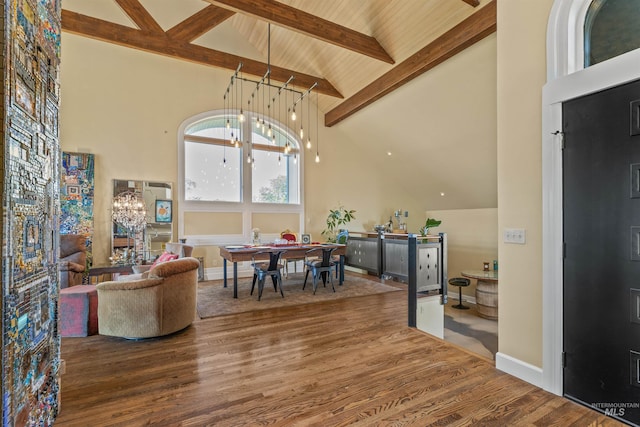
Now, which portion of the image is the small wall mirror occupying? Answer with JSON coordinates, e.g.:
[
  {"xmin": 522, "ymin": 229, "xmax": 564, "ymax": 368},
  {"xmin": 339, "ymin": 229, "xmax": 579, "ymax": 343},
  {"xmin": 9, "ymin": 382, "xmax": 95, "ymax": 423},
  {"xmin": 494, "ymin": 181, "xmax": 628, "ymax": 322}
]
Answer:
[{"xmin": 112, "ymin": 179, "xmax": 173, "ymax": 262}]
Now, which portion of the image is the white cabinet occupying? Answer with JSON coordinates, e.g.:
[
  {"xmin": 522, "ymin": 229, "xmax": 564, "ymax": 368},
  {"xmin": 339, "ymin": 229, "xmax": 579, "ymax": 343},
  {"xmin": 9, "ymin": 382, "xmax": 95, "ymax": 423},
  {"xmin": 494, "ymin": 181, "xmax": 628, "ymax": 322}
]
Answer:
[{"xmin": 416, "ymin": 295, "xmax": 444, "ymax": 339}]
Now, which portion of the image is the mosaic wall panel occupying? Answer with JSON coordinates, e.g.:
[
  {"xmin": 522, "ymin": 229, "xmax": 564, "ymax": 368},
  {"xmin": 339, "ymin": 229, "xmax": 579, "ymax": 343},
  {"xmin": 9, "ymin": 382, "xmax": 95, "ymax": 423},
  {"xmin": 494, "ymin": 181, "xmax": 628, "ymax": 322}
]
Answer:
[
  {"xmin": 2, "ymin": 0, "xmax": 61, "ymax": 426},
  {"xmin": 61, "ymin": 152, "xmax": 94, "ymax": 265}
]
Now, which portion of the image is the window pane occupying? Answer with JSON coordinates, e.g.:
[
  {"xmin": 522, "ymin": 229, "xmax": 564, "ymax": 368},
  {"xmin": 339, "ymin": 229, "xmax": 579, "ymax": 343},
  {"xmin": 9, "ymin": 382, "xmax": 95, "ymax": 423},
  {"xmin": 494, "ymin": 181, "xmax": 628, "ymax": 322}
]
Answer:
[
  {"xmin": 184, "ymin": 141, "xmax": 241, "ymax": 202},
  {"xmin": 252, "ymin": 149, "xmax": 290, "ymax": 203},
  {"xmin": 251, "ymin": 126, "xmax": 300, "ymax": 204},
  {"xmin": 585, "ymin": 0, "xmax": 640, "ymax": 67}
]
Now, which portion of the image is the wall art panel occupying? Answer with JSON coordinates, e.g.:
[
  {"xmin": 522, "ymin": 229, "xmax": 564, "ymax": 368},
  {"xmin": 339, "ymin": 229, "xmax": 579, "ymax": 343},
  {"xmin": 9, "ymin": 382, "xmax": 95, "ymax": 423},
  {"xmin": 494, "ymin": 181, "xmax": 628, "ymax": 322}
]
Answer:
[
  {"xmin": 2, "ymin": 0, "xmax": 61, "ymax": 425},
  {"xmin": 61, "ymin": 152, "xmax": 94, "ymax": 265}
]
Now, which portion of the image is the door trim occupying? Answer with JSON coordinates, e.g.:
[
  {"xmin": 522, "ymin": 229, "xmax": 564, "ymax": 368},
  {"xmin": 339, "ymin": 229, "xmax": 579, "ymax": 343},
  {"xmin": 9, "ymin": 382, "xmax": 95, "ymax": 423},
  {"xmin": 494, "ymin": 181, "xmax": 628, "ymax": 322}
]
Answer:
[{"xmin": 543, "ymin": 43, "xmax": 640, "ymax": 396}]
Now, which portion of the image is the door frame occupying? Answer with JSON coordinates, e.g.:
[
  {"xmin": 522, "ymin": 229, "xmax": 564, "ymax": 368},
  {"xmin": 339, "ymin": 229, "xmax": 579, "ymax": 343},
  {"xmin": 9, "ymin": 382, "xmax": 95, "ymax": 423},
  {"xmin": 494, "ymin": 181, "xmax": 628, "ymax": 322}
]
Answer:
[{"xmin": 543, "ymin": 1, "xmax": 640, "ymax": 395}]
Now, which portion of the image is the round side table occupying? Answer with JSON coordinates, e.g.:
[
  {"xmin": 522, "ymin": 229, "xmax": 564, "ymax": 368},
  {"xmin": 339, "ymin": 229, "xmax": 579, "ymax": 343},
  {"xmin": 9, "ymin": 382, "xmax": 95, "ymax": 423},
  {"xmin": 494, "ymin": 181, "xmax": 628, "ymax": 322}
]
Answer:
[{"xmin": 461, "ymin": 270, "xmax": 499, "ymax": 320}]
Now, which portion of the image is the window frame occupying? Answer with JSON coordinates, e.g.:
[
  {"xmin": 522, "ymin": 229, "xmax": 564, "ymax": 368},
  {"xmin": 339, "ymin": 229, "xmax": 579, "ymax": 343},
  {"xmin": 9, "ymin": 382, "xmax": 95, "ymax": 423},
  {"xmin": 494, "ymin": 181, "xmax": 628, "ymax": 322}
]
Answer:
[{"xmin": 177, "ymin": 109, "xmax": 305, "ymax": 244}]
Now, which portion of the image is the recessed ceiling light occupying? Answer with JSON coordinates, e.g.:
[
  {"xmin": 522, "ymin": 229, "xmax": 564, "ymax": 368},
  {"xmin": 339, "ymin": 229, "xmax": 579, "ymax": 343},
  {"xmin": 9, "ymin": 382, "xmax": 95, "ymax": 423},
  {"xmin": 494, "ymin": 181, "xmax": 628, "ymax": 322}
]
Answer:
[
  {"xmin": 387, "ymin": 151, "xmax": 392, "ymax": 156},
  {"xmin": 440, "ymin": 192, "xmax": 445, "ymax": 196}
]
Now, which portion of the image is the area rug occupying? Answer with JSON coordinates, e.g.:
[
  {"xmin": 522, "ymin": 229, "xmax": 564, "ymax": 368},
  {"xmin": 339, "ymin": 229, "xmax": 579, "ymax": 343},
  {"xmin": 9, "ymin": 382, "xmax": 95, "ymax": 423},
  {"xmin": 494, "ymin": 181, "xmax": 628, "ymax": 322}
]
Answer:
[{"xmin": 197, "ymin": 273, "xmax": 402, "ymax": 318}]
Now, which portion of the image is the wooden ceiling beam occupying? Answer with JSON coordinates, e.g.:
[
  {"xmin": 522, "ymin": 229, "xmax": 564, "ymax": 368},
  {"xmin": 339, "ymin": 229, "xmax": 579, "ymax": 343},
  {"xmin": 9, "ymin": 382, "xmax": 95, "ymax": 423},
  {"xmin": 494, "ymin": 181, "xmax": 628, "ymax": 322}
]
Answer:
[
  {"xmin": 205, "ymin": 0, "xmax": 394, "ymax": 64},
  {"xmin": 114, "ymin": 0, "xmax": 164, "ymax": 34},
  {"xmin": 325, "ymin": 1, "xmax": 496, "ymax": 127},
  {"xmin": 461, "ymin": 0, "xmax": 481, "ymax": 7},
  {"xmin": 166, "ymin": 5, "xmax": 235, "ymax": 42},
  {"xmin": 61, "ymin": 10, "xmax": 343, "ymax": 98}
]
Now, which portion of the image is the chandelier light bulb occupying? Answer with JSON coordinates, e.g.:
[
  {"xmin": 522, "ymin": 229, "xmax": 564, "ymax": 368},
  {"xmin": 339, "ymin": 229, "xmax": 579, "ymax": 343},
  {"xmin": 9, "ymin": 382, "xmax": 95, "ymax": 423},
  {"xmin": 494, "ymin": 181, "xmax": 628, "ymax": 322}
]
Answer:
[
  {"xmin": 306, "ymin": 138, "xmax": 311, "ymax": 149},
  {"xmin": 226, "ymin": 119, "xmax": 230, "ymax": 129},
  {"xmin": 278, "ymin": 154, "xmax": 281, "ymax": 166},
  {"xmin": 255, "ymin": 118, "xmax": 260, "ymax": 128},
  {"xmin": 238, "ymin": 109, "xmax": 245, "ymax": 122},
  {"xmin": 300, "ymin": 127, "xmax": 304, "ymax": 139},
  {"xmin": 291, "ymin": 109, "xmax": 296, "ymax": 121},
  {"xmin": 293, "ymin": 155, "xmax": 297, "ymax": 164},
  {"xmin": 247, "ymin": 153, "xmax": 251, "ymax": 163},
  {"xmin": 315, "ymin": 153, "xmax": 320, "ymax": 163},
  {"xmin": 267, "ymin": 125, "xmax": 272, "ymax": 137}
]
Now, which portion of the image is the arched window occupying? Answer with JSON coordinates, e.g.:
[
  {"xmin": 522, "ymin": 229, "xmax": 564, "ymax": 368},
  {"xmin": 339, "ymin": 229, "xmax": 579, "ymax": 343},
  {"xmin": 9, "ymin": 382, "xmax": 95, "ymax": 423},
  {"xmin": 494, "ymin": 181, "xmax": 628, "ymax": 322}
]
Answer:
[
  {"xmin": 584, "ymin": 0, "xmax": 640, "ymax": 67},
  {"xmin": 182, "ymin": 110, "xmax": 301, "ymax": 205}
]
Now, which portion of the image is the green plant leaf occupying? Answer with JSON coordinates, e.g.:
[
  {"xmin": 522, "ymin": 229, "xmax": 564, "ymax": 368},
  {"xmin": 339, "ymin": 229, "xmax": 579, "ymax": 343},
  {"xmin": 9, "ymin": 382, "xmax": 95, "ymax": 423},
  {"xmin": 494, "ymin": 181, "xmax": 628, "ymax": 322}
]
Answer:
[{"xmin": 424, "ymin": 218, "xmax": 442, "ymax": 228}]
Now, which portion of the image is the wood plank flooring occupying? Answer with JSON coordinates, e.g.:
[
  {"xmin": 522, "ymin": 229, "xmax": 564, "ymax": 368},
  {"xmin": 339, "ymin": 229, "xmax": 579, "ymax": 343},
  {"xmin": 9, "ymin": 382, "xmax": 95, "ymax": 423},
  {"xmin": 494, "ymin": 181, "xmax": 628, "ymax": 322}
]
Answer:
[{"xmin": 57, "ymin": 274, "xmax": 622, "ymax": 426}]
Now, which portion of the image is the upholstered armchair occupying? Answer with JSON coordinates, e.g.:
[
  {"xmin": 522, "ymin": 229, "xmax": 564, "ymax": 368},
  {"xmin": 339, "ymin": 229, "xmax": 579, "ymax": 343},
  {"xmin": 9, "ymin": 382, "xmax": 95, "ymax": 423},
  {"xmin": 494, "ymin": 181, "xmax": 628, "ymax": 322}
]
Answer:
[
  {"xmin": 96, "ymin": 257, "xmax": 200, "ymax": 339},
  {"xmin": 59, "ymin": 234, "xmax": 87, "ymax": 288}
]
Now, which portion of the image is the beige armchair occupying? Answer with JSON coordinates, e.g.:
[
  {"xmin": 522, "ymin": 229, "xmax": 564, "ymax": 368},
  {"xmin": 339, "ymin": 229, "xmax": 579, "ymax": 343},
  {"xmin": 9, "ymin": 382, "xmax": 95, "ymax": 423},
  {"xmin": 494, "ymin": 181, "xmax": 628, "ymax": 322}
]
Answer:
[
  {"xmin": 96, "ymin": 257, "xmax": 200, "ymax": 339},
  {"xmin": 59, "ymin": 234, "xmax": 87, "ymax": 288}
]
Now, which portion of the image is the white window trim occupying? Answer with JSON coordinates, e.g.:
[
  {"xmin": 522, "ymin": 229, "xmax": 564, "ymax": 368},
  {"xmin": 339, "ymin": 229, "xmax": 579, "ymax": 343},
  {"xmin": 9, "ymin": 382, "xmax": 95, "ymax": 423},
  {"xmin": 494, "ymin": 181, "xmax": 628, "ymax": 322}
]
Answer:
[
  {"xmin": 542, "ymin": 0, "xmax": 640, "ymax": 395},
  {"xmin": 177, "ymin": 109, "xmax": 305, "ymax": 245}
]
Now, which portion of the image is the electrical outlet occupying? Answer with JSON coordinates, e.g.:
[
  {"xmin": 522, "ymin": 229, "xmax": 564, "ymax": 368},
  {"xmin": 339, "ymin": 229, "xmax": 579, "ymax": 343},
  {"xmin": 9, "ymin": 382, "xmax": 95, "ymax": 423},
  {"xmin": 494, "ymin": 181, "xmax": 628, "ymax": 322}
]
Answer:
[{"xmin": 503, "ymin": 228, "xmax": 526, "ymax": 244}]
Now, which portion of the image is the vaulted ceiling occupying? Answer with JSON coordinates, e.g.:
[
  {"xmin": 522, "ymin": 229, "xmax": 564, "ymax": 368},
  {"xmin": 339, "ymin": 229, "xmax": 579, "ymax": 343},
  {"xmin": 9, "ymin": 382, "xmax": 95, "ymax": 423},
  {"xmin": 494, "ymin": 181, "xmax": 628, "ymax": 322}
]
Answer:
[{"xmin": 61, "ymin": 0, "xmax": 496, "ymax": 126}]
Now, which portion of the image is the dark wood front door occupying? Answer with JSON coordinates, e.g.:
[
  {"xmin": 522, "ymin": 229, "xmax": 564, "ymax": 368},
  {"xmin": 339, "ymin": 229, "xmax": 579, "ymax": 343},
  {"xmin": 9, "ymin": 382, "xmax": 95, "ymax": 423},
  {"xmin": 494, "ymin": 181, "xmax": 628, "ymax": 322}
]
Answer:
[{"xmin": 563, "ymin": 79, "xmax": 640, "ymax": 425}]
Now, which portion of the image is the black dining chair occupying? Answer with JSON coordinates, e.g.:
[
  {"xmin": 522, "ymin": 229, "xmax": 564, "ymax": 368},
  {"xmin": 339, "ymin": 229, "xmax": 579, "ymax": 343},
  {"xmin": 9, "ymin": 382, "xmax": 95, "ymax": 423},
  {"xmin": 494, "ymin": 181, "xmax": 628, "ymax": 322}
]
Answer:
[
  {"xmin": 251, "ymin": 250, "xmax": 286, "ymax": 301},
  {"xmin": 303, "ymin": 247, "xmax": 337, "ymax": 294},
  {"xmin": 332, "ymin": 230, "xmax": 349, "ymax": 279}
]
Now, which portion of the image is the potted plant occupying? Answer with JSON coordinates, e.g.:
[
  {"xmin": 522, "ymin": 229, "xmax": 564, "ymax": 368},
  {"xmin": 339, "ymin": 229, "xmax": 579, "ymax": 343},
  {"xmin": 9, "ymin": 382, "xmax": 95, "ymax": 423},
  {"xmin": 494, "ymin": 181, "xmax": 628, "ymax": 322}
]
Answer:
[
  {"xmin": 322, "ymin": 205, "xmax": 356, "ymax": 242},
  {"xmin": 419, "ymin": 218, "xmax": 442, "ymax": 236}
]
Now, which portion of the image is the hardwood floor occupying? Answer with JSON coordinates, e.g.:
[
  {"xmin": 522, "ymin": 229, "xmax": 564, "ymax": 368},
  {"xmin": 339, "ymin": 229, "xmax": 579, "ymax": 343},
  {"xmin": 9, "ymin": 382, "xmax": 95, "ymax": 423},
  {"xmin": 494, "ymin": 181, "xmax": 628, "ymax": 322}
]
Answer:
[{"xmin": 57, "ymin": 275, "xmax": 622, "ymax": 426}]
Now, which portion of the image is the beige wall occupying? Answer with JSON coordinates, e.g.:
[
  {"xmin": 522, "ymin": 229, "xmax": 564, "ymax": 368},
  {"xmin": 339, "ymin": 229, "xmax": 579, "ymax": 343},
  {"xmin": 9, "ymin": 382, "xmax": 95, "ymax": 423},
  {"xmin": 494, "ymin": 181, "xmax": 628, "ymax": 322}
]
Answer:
[
  {"xmin": 426, "ymin": 209, "xmax": 498, "ymax": 300},
  {"xmin": 60, "ymin": 31, "xmax": 498, "ymax": 271},
  {"xmin": 307, "ymin": 34, "xmax": 497, "ymax": 239},
  {"xmin": 497, "ymin": 1, "xmax": 553, "ymax": 368},
  {"xmin": 60, "ymin": 34, "xmax": 228, "ymax": 264}
]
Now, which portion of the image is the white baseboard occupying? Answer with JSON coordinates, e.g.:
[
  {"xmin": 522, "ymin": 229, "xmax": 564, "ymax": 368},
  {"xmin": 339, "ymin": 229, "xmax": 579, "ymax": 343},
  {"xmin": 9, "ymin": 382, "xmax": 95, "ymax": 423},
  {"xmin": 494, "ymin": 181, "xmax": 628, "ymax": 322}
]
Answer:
[
  {"xmin": 495, "ymin": 352, "xmax": 543, "ymax": 388},
  {"xmin": 203, "ymin": 266, "xmax": 251, "ymax": 281},
  {"xmin": 202, "ymin": 261, "xmax": 307, "ymax": 281}
]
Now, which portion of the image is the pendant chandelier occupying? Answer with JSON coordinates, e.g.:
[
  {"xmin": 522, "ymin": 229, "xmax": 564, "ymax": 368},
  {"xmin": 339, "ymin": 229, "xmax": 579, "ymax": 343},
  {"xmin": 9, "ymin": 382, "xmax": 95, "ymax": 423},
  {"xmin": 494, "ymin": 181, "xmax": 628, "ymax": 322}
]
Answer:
[
  {"xmin": 222, "ymin": 24, "xmax": 320, "ymax": 166},
  {"xmin": 112, "ymin": 191, "xmax": 147, "ymax": 233}
]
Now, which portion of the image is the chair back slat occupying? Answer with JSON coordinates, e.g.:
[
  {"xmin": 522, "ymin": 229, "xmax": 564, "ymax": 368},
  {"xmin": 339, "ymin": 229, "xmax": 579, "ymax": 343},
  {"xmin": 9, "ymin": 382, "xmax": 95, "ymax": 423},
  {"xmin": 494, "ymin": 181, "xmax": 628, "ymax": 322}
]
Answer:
[
  {"xmin": 306, "ymin": 247, "xmax": 336, "ymax": 267},
  {"xmin": 252, "ymin": 249, "xmax": 286, "ymax": 271}
]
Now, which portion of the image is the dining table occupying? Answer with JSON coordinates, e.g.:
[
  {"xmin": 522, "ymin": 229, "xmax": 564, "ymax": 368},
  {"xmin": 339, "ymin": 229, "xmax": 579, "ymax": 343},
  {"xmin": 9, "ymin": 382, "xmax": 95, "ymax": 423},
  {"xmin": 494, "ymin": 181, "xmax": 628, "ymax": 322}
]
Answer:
[{"xmin": 219, "ymin": 243, "xmax": 347, "ymax": 298}]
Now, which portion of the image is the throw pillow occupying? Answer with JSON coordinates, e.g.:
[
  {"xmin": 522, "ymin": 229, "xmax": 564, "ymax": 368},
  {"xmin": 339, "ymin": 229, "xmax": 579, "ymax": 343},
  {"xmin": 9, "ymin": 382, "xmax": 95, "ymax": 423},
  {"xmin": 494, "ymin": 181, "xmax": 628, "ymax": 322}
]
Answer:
[{"xmin": 151, "ymin": 251, "xmax": 179, "ymax": 268}]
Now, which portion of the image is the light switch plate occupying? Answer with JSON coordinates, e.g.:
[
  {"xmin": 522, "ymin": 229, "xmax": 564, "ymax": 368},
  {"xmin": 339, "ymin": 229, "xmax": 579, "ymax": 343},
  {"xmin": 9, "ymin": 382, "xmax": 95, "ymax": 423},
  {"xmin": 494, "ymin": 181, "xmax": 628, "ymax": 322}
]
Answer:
[{"xmin": 504, "ymin": 228, "xmax": 526, "ymax": 244}]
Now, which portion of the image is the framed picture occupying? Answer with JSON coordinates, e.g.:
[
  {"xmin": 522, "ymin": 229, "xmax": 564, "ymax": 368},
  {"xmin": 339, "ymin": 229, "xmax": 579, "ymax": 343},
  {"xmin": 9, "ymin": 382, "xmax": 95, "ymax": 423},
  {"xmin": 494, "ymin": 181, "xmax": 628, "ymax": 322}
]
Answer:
[
  {"xmin": 301, "ymin": 234, "xmax": 311, "ymax": 244},
  {"xmin": 155, "ymin": 200, "xmax": 172, "ymax": 223}
]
